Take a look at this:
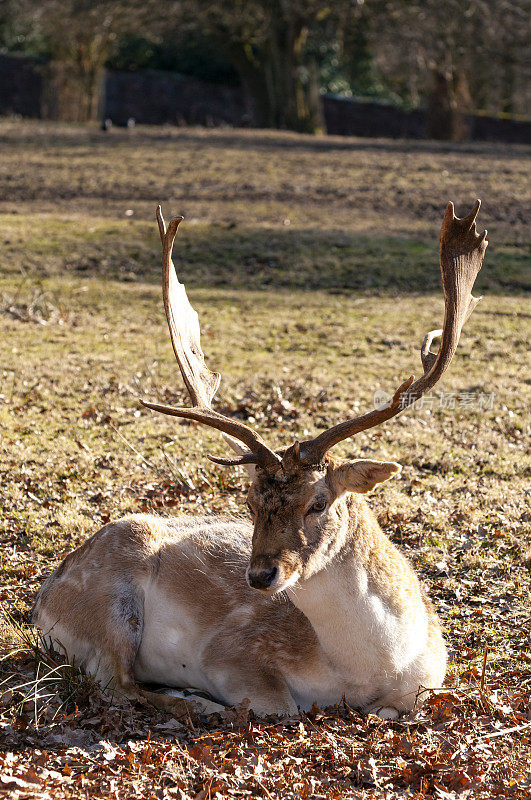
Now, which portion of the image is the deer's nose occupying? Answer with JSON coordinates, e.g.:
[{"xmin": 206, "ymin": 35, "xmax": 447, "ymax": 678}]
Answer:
[{"xmin": 247, "ymin": 566, "xmax": 278, "ymax": 590}]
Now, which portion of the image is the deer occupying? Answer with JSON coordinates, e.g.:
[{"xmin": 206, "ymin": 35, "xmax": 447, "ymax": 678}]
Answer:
[{"xmin": 32, "ymin": 199, "xmax": 488, "ymax": 719}]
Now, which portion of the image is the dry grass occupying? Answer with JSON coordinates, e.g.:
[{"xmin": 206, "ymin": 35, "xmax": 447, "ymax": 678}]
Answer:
[{"xmin": 0, "ymin": 120, "xmax": 529, "ymax": 799}]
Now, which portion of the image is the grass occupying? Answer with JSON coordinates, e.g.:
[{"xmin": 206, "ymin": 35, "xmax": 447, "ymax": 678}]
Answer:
[
  {"xmin": 2, "ymin": 214, "xmax": 529, "ymax": 292},
  {"xmin": 0, "ymin": 120, "xmax": 529, "ymax": 799}
]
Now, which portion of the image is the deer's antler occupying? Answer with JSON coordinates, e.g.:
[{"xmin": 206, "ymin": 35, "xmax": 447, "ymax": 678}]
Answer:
[
  {"xmin": 295, "ymin": 199, "xmax": 488, "ymax": 467},
  {"xmin": 141, "ymin": 206, "xmax": 282, "ymax": 473},
  {"xmin": 142, "ymin": 201, "xmax": 487, "ymax": 477}
]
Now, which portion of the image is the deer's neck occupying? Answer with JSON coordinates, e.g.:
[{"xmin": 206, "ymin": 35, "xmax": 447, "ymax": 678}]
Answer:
[{"xmin": 286, "ymin": 496, "xmax": 424, "ymax": 675}]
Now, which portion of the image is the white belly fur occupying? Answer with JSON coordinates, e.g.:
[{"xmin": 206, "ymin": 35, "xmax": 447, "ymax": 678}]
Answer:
[
  {"xmin": 134, "ymin": 573, "xmax": 427, "ymax": 712},
  {"xmin": 134, "ymin": 581, "xmax": 214, "ymax": 695}
]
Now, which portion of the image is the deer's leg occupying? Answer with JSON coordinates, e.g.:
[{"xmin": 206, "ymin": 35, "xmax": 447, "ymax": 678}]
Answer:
[
  {"xmin": 371, "ymin": 706, "xmax": 400, "ymax": 720},
  {"xmin": 101, "ymin": 587, "xmax": 220, "ymax": 719},
  {"xmin": 34, "ymin": 577, "xmax": 145, "ymax": 698},
  {"xmin": 86, "ymin": 581, "xmax": 146, "ymax": 698},
  {"xmin": 132, "ymin": 687, "xmax": 196, "ymax": 717},
  {"xmin": 97, "ymin": 595, "xmax": 195, "ymax": 718},
  {"xmin": 200, "ymin": 642, "xmax": 298, "ymax": 717},
  {"xmin": 210, "ymin": 663, "xmax": 297, "ymax": 717}
]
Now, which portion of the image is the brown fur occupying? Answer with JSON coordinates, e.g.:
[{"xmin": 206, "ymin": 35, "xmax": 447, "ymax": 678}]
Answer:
[{"xmin": 32, "ymin": 454, "xmax": 446, "ymax": 716}]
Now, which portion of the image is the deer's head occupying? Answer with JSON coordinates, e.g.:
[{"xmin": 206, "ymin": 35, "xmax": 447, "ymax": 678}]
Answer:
[
  {"xmin": 243, "ymin": 452, "xmax": 400, "ymax": 592},
  {"xmin": 142, "ymin": 201, "xmax": 487, "ymax": 594}
]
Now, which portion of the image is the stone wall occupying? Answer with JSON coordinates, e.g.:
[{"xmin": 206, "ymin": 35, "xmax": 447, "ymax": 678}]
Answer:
[
  {"xmin": 324, "ymin": 94, "xmax": 531, "ymax": 144},
  {"xmin": 1, "ymin": 54, "xmax": 529, "ymax": 144},
  {"xmin": 103, "ymin": 69, "xmax": 251, "ymax": 127},
  {"xmin": 467, "ymin": 113, "xmax": 531, "ymax": 144},
  {"xmin": 0, "ymin": 54, "xmax": 44, "ymax": 118},
  {"xmin": 323, "ymin": 95, "xmax": 426, "ymax": 139}
]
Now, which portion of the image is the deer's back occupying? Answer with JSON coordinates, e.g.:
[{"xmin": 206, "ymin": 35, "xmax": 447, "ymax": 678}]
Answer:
[{"xmin": 33, "ymin": 513, "xmax": 253, "ymax": 623}]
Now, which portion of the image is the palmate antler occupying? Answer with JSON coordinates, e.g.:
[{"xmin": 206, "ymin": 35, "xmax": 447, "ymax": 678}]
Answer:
[
  {"xmin": 140, "ymin": 207, "xmax": 282, "ymax": 472},
  {"xmin": 142, "ymin": 200, "xmax": 487, "ymax": 475},
  {"xmin": 296, "ymin": 199, "xmax": 488, "ymax": 466}
]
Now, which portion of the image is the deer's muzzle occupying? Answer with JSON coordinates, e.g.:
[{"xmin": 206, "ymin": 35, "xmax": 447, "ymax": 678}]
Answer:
[{"xmin": 247, "ymin": 565, "xmax": 279, "ymax": 591}]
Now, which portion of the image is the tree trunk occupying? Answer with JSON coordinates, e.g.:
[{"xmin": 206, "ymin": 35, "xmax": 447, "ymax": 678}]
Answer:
[
  {"xmin": 426, "ymin": 67, "xmax": 466, "ymax": 141},
  {"xmin": 264, "ymin": 11, "xmax": 323, "ymax": 133},
  {"xmin": 227, "ymin": 6, "xmax": 325, "ymax": 134},
  {"xmin": 306, "ymin": 56, "xmax": 326, "ymax": 134},
  {"xmin": 227, "ymin": 45, "xmax": 274, "ymax": 127},
  {"xmin": 501, "ymin": 54, "xmax": 515, "ymax": 114},
  {"xmin": 42, "ymin": 60, "xmax": 105, "ymax": 122}
]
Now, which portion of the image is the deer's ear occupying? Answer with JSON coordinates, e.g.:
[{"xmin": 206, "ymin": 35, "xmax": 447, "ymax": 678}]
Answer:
[{"xmin": 333, "ymin": 459, "xmax": 401, "ymax": 494}]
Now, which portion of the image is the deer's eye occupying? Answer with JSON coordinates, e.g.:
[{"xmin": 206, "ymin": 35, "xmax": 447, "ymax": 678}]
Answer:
[{"xmin": 307, "ymin": 499, "xmax": 327, "ymax": 515}]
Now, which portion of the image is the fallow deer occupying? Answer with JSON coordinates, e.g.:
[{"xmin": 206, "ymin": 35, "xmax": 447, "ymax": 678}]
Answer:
[{"xmin": 33, "ymin": 200, "xmax": 488, "ymax": 718}]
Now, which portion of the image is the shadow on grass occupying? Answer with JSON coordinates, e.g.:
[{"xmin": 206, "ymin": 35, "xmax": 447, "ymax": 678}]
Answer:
[
  {"xmin": 61, "ymin": 227, "xmax": 531, "ymax": 294},
  {"xmin": 2, "ymin": 219, "xmax": 529, "ymax": 294},
  {"xmin": 3, "ymin": 124, "xmax": 528, "ymax": 161},
  {"xmin": 153, "ymin": 129, "xmax": 531, "ymax": 159}
]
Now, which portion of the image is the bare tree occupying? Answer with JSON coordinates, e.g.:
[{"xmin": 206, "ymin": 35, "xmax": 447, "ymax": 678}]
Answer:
[
  {"xmin": 182, "ymin": 1, "xmax": 360, "ymax": 133},
  {"xmin": 17, "ymin": 0, "xmax": 166, "ymax": 121},
  {"xmin": 369, "ymin": 0, "xmax": 530, "ymax": 137},
  {"xmin": 8, "ymin": 0, "xmax": 528, "ymax": 130}
]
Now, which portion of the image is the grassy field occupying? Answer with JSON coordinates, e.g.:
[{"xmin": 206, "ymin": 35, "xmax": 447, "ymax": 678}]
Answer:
[{"xmin": 0, "ymin": 121, "xmax": 530, "ymax": 799}]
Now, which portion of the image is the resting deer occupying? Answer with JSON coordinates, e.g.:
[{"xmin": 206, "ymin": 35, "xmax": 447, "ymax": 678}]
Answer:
[{"xmin": 33, "ymin": 200, "xmax": 488, "ymax": 718}]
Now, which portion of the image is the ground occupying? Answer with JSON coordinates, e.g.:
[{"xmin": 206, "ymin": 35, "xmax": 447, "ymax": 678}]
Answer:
[{"xmin": 0, "ymin": 121, "xmax": 529, "ymax": 799}]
